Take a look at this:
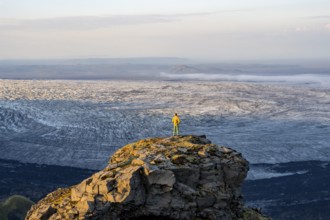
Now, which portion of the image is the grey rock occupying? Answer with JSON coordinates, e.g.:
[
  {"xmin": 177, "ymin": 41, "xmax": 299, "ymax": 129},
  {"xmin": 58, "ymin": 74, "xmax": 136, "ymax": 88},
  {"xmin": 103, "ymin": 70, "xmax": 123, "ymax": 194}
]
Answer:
[{"xmin": 26, "ymin": 135, "xmax": 269, "ymax": 220}]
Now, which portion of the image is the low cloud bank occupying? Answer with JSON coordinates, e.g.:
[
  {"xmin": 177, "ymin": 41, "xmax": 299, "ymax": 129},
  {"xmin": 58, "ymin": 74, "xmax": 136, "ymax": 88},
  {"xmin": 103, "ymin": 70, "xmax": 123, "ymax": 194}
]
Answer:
[{"xmin": 160, "ymin": 72, "xmax": 330, "ymax": 86}]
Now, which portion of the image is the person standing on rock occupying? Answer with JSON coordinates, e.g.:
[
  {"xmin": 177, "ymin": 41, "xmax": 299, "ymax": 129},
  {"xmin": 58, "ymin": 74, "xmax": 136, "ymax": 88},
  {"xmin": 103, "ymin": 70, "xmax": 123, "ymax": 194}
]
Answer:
[{"xmin": 172, "ymin": 113, "xmax": 181, "ymax": 136}]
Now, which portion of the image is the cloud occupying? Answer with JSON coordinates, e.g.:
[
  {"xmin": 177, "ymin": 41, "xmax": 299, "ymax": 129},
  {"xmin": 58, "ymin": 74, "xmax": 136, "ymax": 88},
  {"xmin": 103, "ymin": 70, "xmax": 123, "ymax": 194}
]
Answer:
[
  {"xmin": 325, "ymin": 23, "xmax": 330, "ymax": 30},
  {"xmin": 294, "ymin": 27, "xmax": 309, "ymax": 32},
  {"xmin": 0, "ymin": 15, "xmax": 179, "ymax": 31},
  {"xmin": 300, "ymin": 15, "xmax": 330, "ymax": 19},
  {"xmin": 160, "ymin": 72, "xmax": 330, "ymax": 87},
  {"xmin": 0, "ymin": 10, "xmax": 252, "ymax": 31},
  {"xmin": 0, "ymin": 13, "xmax": 210, "ymax": 31}
]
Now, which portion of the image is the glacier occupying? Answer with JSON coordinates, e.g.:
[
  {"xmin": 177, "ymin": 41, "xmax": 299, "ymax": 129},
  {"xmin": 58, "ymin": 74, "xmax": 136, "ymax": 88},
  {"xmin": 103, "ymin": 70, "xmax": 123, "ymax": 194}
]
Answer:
[{"xmin": 0, "ymin": 79, "xmax": 329, "ymax": 170}]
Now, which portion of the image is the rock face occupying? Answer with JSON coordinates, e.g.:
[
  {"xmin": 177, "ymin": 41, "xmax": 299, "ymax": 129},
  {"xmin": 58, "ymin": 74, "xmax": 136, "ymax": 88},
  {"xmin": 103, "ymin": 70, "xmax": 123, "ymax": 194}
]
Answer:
[{"xmin": 26, "ymin": 135, "xmax": 269, "ymax": 220}]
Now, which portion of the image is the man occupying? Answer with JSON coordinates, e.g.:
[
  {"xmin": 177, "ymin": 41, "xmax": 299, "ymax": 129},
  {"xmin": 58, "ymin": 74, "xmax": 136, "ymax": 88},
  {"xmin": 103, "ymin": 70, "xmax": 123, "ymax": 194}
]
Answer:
[{"xmin": 172, "ymin": 113, "xmax": 180, "ymax": 136}]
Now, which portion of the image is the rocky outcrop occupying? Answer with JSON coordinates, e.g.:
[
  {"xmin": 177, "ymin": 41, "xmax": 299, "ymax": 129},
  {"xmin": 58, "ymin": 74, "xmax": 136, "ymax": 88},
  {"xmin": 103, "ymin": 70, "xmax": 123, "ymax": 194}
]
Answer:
[{"xmin": 26, "ymin": 135, "xmax": 269, "ymax": 220}]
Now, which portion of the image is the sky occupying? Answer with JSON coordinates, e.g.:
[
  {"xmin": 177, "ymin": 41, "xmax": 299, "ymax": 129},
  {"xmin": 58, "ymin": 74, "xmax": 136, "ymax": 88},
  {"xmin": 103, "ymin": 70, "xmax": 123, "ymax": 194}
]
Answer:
[{"xmin": 0, "ymin": 0, "xmax": 330, "ymax": 60}]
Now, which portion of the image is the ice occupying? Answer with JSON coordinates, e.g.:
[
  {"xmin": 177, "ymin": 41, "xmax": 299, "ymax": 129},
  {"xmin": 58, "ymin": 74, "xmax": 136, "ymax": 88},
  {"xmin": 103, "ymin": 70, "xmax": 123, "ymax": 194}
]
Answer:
[{"xmin": 0, "ymin": 79, "xmax": 329, "ymax": 169}]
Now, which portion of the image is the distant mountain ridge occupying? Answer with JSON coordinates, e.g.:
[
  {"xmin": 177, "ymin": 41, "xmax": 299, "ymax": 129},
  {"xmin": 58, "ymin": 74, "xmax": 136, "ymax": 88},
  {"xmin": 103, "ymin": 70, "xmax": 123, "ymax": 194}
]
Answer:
[
  {"xmin": 0, "ymin": 57, "xmax": 194, "ymax": 66},
  {"xmin": 1, "ymin": 57, "xmax": 330, "ymax": 80},
  {"xmin": 168, "ymin": 64, "xmax": 201, "ymax": 74}
]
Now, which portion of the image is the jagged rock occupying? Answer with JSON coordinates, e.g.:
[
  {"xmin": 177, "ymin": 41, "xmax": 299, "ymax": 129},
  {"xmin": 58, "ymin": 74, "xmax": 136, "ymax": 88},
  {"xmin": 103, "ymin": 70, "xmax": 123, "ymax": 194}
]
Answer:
[{"xmin": 26, "ymin": 135, "xmax": 270, "ymax": 220}]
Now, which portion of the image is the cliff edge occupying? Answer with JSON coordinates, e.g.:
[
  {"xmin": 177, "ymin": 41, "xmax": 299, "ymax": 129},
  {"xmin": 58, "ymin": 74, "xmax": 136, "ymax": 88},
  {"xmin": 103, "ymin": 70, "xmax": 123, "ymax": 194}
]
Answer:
[{"xmin": 26, "ymin": 135, "xmax": 269, "ymax": 220}]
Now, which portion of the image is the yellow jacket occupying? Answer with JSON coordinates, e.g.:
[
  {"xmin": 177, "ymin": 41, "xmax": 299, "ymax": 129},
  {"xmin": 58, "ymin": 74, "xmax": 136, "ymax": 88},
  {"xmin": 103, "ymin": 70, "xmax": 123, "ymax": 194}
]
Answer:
[{"xmin": 172, "ymin": 115, "xmax": 180, "ymax": 126}]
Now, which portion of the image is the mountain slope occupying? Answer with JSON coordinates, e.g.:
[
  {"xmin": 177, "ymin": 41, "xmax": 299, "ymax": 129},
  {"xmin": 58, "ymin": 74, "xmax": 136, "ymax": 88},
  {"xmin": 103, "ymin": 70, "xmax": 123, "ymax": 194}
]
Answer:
[{"xmin": 0, "ymin": 195, "xmax": 34, "ymax": 220}]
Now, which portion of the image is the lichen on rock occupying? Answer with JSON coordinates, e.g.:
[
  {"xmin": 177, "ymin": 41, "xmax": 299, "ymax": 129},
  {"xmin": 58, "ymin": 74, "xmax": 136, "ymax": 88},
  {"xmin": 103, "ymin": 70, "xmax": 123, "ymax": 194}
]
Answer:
[{"xmin": 26, "ymin": 135, "xmax": 270, "ymax": 220}]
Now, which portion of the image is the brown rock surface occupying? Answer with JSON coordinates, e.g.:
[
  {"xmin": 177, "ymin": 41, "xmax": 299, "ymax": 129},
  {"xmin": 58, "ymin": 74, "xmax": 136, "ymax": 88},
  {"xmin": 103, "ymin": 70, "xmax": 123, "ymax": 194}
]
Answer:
[{"xmin": 26, "ymin": 135, "xmax": 269, "ymax": 220}]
